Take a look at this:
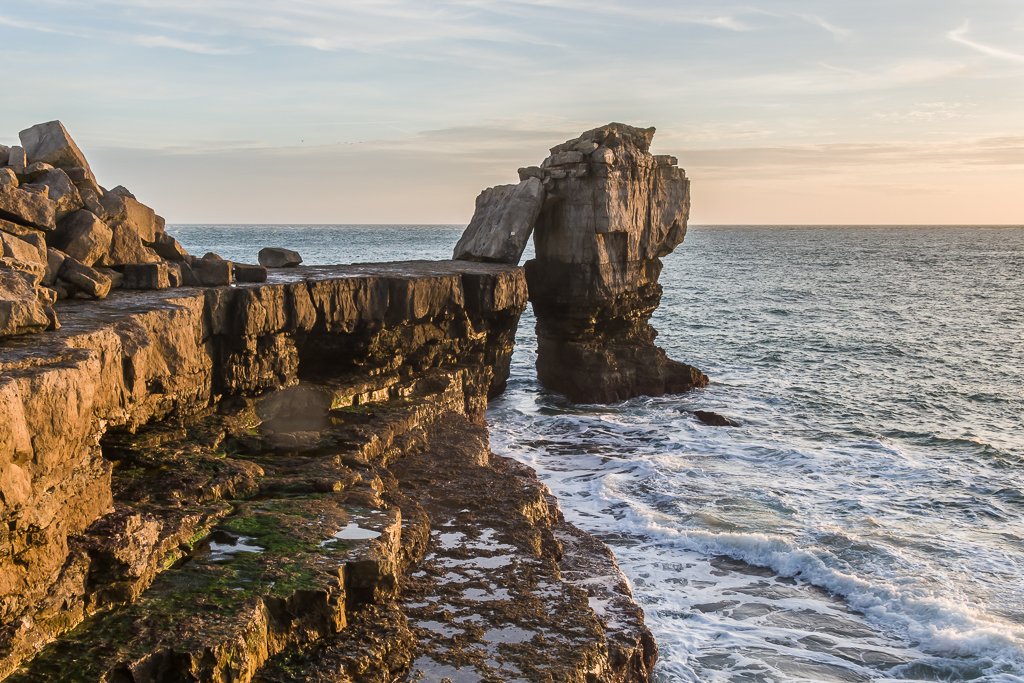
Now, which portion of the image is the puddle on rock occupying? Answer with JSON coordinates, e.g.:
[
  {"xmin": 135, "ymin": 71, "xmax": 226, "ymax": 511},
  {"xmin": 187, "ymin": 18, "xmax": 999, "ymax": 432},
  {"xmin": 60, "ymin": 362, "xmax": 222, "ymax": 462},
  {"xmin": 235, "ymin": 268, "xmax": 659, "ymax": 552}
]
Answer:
[
  {"xmin": 197, "ymin": 530, "xmax": 264, "ymax": 562},
  {"xmin": 318, "ymin": 522, "xmax": 381, "ymax": 547}
]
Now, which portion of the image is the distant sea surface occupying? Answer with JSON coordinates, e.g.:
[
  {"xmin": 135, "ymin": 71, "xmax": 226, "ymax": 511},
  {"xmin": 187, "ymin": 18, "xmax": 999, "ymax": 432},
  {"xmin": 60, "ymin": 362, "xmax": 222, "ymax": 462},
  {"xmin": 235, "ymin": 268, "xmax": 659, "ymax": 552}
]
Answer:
[{"xmin": 172, "ymin": 224, "xmax": 1024, "ymax": 683}]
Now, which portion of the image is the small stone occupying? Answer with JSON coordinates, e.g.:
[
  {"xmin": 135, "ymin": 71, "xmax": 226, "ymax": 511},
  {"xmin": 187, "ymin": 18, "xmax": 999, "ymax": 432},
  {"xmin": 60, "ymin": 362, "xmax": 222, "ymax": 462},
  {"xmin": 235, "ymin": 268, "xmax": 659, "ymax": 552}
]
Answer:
[
  {"xmin": 51, "ymin": 210, "xmax": 112, "ymax": 267},
  {"xmin": 233, "ymin": 263, "xmax": 267, "ymax": 283},
  {"xmin": 122, "ymin": 263, "xmax": 170, "ymax": 290},
  {"xmin": 19, "ymin": 120, "xmax": 92, "ymax": 172},
  {"xmin": 258, "ymin": 247, "xmax": 302, "ymax": 268},
  {"xmin": 0, "ymin": 185, "xmax": 57, "ymax": 231},
  {"xmin": 58, "ymin": 257, "xmax": 112, "ymax": 299}
]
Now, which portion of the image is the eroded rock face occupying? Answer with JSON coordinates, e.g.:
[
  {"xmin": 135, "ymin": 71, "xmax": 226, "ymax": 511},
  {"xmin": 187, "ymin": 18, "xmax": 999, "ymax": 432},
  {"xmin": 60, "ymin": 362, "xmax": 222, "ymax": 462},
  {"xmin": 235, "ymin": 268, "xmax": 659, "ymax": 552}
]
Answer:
[{"xmin": 520, "ymin": 123, "xmax": 708, "ymax": 402}]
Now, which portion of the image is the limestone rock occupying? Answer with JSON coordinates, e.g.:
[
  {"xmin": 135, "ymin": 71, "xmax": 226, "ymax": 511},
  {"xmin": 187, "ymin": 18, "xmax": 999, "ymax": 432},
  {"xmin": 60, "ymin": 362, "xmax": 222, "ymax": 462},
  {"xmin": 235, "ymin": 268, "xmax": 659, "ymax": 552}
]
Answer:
[
  {"xmin": 103, "ymin": 220, "xmax": 161, "ymax": 266},
  {"xmin": 64, "ymin": 166, "xmax": 102, "ymax": 195},
  {"xmin": 0, "ymin": 185, "xmax": 57, "ymax": 231},
  {"xmin": 34, "ymin": 168, "xmax": 84, "ymax": 220},
  {"xmin": 122, "ymin": 263, "xmax": 170, "ymax": 290},
  {"xmin": 6, "ymin": 146, "xmax": 26, "ymax": 172},
  {"xmin": 194, "ymin": 258, "xmax": 233, "ymax": 286},
  {"xmin": 519, "ymin": 123, "xmax": 707, "ymax": 403},
  {"xmin": 51, "ymin": 210, "xmax": 113, "ymax": 266},
  {"xmin": 149, "ymin": 232, "xmax": 188, "ymax": 261},
  {"xmin": 78, "ymin": 188, "xmax": 107, "ymax": 220},
  {"xmin": 19, "ymin": 120, "xmax": 92, "ymax": 173},
  {"xmin": 1, "ymin": 232, "xmax": 45, "ymax": 265},
  {"xmin": 0, "ymin": 169, "xmax": 17, "ymax": 188},
  {"xmin": 453, "ymin": 177, "xmax": 544, "ymax": 265},
  {"xmin": 0, "ymin": 144, "xmax": 8, "ymax": 166},
  {"xmin": 258, "ymin": 247, "xmax": 302, "ymax": 268},
  {"xmin": 100, "ymin": 194, "xmax": 158, "ymax": 243},
  {"xmin": 43, "ymin": 248, "xmax": 67, "ymax": 286},
  {"xmin": 233, "ymin": 263, "xmax": 268, "ymax": 283},
  {"xmin": 58, "ymin": 257, "xmax": 112, "ymax": 299},
  {"xmin": 0, "ymin": 266, "xmax": 52, "ymax": 336}
]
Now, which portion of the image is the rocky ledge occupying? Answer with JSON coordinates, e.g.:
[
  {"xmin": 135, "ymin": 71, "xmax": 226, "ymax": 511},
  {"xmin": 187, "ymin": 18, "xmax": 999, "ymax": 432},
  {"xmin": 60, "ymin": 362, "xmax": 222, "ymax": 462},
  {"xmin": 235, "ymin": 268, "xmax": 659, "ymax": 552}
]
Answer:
[
  {"xmin": 454, "ymin": 123, "xmax": 708, "ymax": 403},
  {"xmin": 0, "ymin": 262, "xmax": 655, "ymax": 682}
]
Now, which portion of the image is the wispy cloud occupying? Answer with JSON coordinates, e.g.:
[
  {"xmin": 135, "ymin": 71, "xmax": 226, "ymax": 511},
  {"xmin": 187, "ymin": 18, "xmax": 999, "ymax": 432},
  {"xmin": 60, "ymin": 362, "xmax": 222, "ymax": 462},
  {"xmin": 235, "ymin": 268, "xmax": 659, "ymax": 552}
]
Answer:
[
  {"xmin": 796, "ymin": 13, "xmax": 851, "ymax": 39},
  {"xmin": 132, "ymin": 34, "xmax": 245, "ymax": 55},
  {"xmin": 948, "ymin": 22, "xmax": 1024, "ymax": 65}
]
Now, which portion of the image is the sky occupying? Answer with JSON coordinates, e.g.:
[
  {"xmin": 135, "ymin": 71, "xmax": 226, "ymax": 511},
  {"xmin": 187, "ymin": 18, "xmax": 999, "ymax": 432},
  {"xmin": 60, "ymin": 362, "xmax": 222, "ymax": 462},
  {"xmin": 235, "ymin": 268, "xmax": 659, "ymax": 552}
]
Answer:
[{"xmin": 2, "ymin": 0, "xmax": 1023, "ymax": 224}]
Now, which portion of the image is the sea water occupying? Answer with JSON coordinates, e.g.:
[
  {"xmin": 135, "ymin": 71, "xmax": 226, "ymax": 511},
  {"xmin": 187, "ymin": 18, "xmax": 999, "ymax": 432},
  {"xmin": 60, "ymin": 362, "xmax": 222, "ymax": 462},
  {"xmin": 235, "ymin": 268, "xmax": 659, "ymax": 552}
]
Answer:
[{"xmin": 172, "ymin": 224, "xmax": 1024, "ymax": 683}]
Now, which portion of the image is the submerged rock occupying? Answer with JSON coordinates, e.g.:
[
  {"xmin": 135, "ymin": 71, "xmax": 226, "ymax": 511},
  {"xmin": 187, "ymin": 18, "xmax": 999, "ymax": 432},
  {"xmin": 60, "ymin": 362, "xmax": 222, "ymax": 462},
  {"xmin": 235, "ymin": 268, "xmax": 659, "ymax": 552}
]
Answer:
[{"xmin": 691, "ymin": 410, "xmax": 734, "ymax": 427}]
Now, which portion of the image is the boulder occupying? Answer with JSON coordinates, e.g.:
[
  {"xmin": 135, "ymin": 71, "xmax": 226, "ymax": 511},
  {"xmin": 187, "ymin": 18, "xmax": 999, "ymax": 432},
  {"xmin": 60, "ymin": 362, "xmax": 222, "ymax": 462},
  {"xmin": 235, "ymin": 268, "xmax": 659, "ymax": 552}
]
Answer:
[
  {"xmin": 64, "ymin": 166, "xmax": 102, "ymax": 195},
  {"xmin": 0, "ymin": 266, "xmax": 51, "ymax": 337},
  {"xmin": 122, "ymin": 263, "xmax": 170, "ymax": 290},
  {"xmin": 21, "ymin": 161, "xmax": 54, "ymax": 182},
  {"xmin": 0, "ymin": 185, "xmax": 57, "ymax": 231},
  {"xmin": 234, "ymin": 263, "xmax": 268, "ymax": 283},
  {"xmin": 691, "ymin": 410, "xmax": 734, "ymax": 427},
  {"xmin": 164, "ymin": 261, "xmax": 182, "ymax": 287},
  {"xmin": 194, "ymin": 258, "xmax": 233, "ymax": 286},
  {"xmin": 95, "ymin": 267, "xmax": 124, "ymax": 289},
  {"xmin": 58, "ymin": 257, "xmax": 111, "ymax": 299},
  {"xmin": 0, "ymin": 169, "xmax": 18, "ymax": 188},
  {"xmin": 0, "ymin": 218, "xmax": 36, "ymax": 237},
  {"xmin": 258, "ymin": 247, "xmax": 302, "ymax": 268},
  {"xmin": 1, "ymin": 232, "xmax": 46, "ymax": 265},
  {"xmin": 453, "ymin": 177, "xmax": 544, "ymax": 265},
  {"xmin": 35, "ymin": 168, "xmax": 84, "ymax": 220},
  {"xmin": 6, "ymin": 146, "xmax": 26, "ymax": 172},
  {"xmin": 0, "ymin": 144, "xmax": 8, "ymax": 166},
  {"xmin": 51, "ymin": 210, "xmax": 112, "ymax": 266},
  {"xmin": 517, "ymin": 123, "xmax": 707, "ymax": 403},
  {"xmin": 19, "ymin": 120, "xmax": 92, "ymax": 173},
  {"xmin": 79, "ymin": 188, "xmax": 107, "ymax": 220},
  {"xmin": 100, "ymin": 194, "xmax": 158, "ymax": 243},
  {"xmin": 203, "ymin": 252, "xmax": 223, "ymax": 260},
  {"xmin": 102, "ymin": 220, "xmax": 161, "ymax": 266},
  {"xmin": 150, "ymin": 232, "xmax": 188, "ymax": 261}
]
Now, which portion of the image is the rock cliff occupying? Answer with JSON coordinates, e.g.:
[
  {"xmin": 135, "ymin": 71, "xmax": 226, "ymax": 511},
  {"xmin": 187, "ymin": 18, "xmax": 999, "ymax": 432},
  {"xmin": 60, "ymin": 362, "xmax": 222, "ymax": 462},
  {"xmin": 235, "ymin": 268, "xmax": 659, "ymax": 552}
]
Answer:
[
  {"xmin": 456, "ymin": 123, "xmax": 708, "ymax": 403},
  {"xmin": 0, "ymin": 262, "xmax": 656, "ymax": 682}
]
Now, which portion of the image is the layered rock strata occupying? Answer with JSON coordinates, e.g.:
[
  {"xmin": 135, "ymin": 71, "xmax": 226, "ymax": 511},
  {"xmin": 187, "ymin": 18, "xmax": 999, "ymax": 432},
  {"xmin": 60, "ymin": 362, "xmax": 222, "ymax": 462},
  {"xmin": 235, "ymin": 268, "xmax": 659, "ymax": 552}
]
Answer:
[
  {"xmin": 0, "ymin": 262, "xmax": 655, "ymax": 682},
  {"xmin": 0, "ymin": 121, "xmax": 267, "ymax": 339},
  {"xmin": 455, "ymin": 123, "xmax": 707, "ymax": 402}
]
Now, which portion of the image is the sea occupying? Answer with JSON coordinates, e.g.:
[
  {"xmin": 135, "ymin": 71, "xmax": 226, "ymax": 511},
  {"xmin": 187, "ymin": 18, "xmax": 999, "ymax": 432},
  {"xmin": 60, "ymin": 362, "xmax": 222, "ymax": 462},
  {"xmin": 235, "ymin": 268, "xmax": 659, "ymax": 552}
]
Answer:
[{"xmin": 171, "ymin": 224, "xmax": 1024, "ymax": 683}]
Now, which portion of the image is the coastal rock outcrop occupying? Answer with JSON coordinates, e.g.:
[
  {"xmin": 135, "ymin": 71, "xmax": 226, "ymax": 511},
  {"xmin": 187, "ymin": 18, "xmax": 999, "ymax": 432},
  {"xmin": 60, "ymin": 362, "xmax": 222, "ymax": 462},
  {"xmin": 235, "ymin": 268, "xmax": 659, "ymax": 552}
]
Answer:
[
  {"xmin": 0, "ymin": 121, "xmax": 275, "ymax": 338},
  {"xmin": 457, "ymin": 123, "xmax": 708, "ymax": 402}
]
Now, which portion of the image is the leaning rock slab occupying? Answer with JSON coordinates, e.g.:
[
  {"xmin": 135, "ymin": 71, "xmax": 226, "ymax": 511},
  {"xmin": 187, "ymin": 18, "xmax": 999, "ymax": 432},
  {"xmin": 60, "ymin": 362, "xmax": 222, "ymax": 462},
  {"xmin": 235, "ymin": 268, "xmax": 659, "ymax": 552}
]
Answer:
[
  {"xmin": 58, "ymin": 257, "xmax": 111, "ymax": 299},
  {"xmin": 19, "ymin": 121, "xmax": 92, "ymax": 173},
  {"xmin": 259, "ymin": 247, "xmax": 302, "ymax": 268},
  {"xmin": 453, "ymin": 176, "xmax": 544, "ymax": 264}
]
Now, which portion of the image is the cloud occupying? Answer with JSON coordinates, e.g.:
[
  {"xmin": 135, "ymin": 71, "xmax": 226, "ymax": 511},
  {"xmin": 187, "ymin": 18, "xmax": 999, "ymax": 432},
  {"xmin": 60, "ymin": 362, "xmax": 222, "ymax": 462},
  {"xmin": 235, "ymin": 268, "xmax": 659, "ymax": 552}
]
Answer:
[
  {"xmin": 131, "ymin": 34, "xmax": 245, "ymax": 54},
  {"xmin": 948, "ymin": 22, "xmax": 1024, "ymax": 65},
  {"xmin": 796, "ymin": 13, "xmax": 851, "ymax": 39}
]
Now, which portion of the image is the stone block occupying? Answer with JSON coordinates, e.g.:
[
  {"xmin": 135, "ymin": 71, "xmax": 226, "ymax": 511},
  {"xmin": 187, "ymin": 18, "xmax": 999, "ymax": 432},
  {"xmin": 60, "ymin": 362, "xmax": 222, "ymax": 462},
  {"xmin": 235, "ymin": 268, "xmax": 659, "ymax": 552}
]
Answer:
[
  {"xmin": 6, "ymin": 146, "xmax": 26, "ymax": 172},
  {"xmin": 64, "ymin": 166, "xmax": 102, "ymax": 195},
  {"xmin": 0, "ymin": 232, "xmax": 45, "ymax": 265},
  {"xmin": 233, "ymin": 263, "xmax": 267, "ymax": 283},
  {"xmin": 19, "ymin": 184, "xmax": 49, "ymax": 196},
  {"xmin": 149, "ymin": 232, "xmax": 188, "ymax": 261},
  {"xmin": 122, "ymin": 263, "xmax": 170, "ymax": 290},
  {"xmin": 0, "ymin": 267, "xmax": 51, "ymax": 337},
  {"xmin": 34, "ymin": 168, "xmax": 84, "ymax": 220},
  {"xmin": 21, "ymin": 162, "xmax": 54, "ymax": 182},
  {"xmin": 258, "ymin": 247, "xmax": 302, "ymax": 268},
  {"xmin": 19, "ymin": 121, "xmax": 92, "ymax": 172},
  {"xmin": 0, "ymin": 185, "xmax": 57, "ymax": 231},
  {"xmin": 78, "ymin": 188, "xmax": 107, "ymax": 220},
  {"xmin": 453, "ymin": 177, "xmax": 544, "ymax": 265},
  {"xmin": 103, "ymin": 220, "xmax": 161, "ymax": 266},
  {"xmin": 58, "ymin": 257, "xmax": 111, "ymax": 299},
  {"xmin": 51, "ymin": 210, "xmax": 112, "ymax": 266},
  {"xmin": 44, "ymin": 248, "xmax": 66, "ymax": 286},
  {"xmin": 95, "ymin": 267, "xmax": 123, "ymax": 289},
  {"xmin": 0, "ymin": 144, "xmax": 8, "ymax": 166},
  {"xmin": 0, "ymin": 168, "xmax": 17, "ymax": 188},
  {"xmin": 195, "ymin": 258, "xmax": 233, "ymax": 286},
  {"xmin": 164, "ymin": 261, "xmax": 182, "ymax": 287}
]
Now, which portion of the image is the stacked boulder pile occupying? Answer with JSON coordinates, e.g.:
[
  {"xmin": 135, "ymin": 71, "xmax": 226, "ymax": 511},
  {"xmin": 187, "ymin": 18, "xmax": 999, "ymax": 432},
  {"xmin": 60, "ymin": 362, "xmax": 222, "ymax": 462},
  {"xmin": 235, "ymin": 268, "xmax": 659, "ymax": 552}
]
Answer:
[
  {"xmin": 0, "ymin": 121, "xmax": 268, "ymax": 338},
  {"xmin": 454, "ymin": 122, "xmax": 709, "ymax": 402}
]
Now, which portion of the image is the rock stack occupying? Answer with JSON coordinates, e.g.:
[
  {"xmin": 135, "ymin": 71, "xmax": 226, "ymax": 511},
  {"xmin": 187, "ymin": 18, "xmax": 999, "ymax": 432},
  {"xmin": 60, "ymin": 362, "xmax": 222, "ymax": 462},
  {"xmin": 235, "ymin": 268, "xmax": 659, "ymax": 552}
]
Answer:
[
  {"xmin": 0, "ymin": 121, "xmax": 267, "ymax": 339},
  {"xmin": 454, "ymin": 122, "xmax": 708, "ymax": 403}
]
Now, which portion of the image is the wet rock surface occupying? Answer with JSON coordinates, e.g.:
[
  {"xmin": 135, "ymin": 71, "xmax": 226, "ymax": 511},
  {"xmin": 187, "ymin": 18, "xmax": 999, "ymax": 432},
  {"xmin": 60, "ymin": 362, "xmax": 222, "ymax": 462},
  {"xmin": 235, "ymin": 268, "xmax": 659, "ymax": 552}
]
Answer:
[{"xmin": 1, "ymin": 261, "xmax": 656, "ymax": 682}]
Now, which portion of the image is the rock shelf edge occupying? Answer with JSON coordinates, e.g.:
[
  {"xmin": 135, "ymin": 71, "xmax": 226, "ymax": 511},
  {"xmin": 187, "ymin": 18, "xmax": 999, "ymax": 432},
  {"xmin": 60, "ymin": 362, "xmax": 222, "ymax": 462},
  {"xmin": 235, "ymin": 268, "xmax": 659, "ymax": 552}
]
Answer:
[{"xmin": 0, "ymin": 261, "xmax": 657, "ymax": 683}]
